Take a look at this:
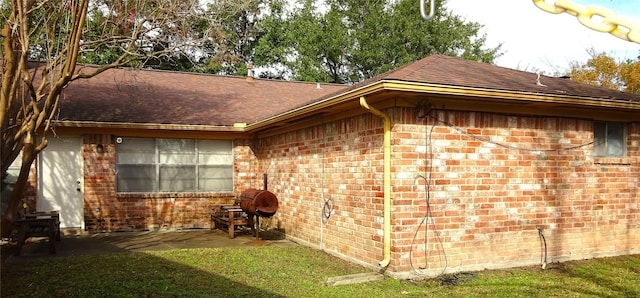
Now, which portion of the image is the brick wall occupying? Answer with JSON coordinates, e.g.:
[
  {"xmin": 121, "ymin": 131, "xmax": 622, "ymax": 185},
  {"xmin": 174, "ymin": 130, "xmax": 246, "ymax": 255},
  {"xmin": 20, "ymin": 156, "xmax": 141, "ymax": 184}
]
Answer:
[
  {"xmin": 83, "ymin": 135, "xmax": 117, "ymax": 230},
  {"xmin": 256, "ymin": 114, "xmax": 386, "ymax": 267},
  {"xmin": 234, "ymin": 138, "xmax": 263, "ymax": 192},
  {"xmin": 81, "ymin": 135, "xmax": 239, "ymax": 231},
  {"xmin": 16, "ymin": 161, "xmax": 38, "ymax": 216},
  {"xmin": 24, "ymin": 109, "xmax": 638, "ymax": 276},
  {"xmin": 254, "ymin": 107, "xmax": 639, "ymax": 277},
  {"xmin": 394, "ymin": 110, "xmax": 639, "ymax": 276}
]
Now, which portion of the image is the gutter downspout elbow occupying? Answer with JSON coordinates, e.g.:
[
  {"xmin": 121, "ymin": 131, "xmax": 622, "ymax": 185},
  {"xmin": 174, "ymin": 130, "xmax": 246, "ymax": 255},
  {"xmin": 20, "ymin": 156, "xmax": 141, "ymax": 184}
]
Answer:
[{"xmin": 359, "ymin": 96, "xmax": 391, "ymax": 268}]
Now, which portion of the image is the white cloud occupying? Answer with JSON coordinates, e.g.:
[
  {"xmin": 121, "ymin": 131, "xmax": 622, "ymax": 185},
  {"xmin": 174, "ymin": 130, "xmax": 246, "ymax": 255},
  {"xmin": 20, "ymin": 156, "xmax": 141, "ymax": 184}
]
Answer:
[{"xmin": 445, "ymin": 0, "xmax": 640, "ymax": 74}]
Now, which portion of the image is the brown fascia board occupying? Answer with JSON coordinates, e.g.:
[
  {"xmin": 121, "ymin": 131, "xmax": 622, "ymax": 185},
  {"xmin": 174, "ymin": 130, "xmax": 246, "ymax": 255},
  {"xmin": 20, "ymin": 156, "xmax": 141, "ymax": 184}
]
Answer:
[{"xmin": 52, "ymin": 121, "xmax": 247, "ymax": 140}]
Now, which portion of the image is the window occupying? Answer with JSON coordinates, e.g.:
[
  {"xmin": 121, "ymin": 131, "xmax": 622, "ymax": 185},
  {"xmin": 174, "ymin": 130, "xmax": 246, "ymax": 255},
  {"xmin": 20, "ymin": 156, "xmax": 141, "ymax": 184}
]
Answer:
[
  {"xmin": 593, "ymin": 122, "xmax": 626, "ymax": 157},
  {"xmin": 116, "ymin": 138, "xmax": 233, "ymax": 193}
]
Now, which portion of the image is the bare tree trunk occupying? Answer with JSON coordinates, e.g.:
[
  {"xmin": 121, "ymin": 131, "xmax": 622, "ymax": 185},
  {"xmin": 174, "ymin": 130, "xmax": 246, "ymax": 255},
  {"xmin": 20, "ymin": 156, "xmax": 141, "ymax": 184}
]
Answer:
[
  {"xmin": 1, "ymin": 22, "xmax": 20, "ymax": 177},
  {"xmin": 1, "ymin": 0, "xmax": 90, "ymax": 237},
  {"xmin": 2, "ymin": 0, "xmax": 210, "ymax": 237}
]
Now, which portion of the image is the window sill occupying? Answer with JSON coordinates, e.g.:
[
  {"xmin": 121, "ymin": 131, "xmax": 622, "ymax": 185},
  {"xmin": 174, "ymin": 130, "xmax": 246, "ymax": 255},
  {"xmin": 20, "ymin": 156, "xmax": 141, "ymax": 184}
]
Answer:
[
  {"xmin": 593, "ymin": 157, "xmax": 633, "ymax": 166},
  {"xmin": 117, "ymin": 192, "xmax": 235, "ymax": 200}
]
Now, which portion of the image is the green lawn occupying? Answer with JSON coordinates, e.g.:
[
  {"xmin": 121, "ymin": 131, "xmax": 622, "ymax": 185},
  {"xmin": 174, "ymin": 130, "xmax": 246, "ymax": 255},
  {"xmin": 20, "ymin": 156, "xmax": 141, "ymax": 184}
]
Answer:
[{"xmin": 1, "ymin": 246, "xmax": 638, "ymax": 297}]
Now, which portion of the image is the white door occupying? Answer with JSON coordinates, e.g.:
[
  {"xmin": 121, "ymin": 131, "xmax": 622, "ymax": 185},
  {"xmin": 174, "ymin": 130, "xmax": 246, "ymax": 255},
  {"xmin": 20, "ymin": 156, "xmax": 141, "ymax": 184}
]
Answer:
[{"xmin": 38, "ymin": 137, "xmax": 84, "ymax": 229}]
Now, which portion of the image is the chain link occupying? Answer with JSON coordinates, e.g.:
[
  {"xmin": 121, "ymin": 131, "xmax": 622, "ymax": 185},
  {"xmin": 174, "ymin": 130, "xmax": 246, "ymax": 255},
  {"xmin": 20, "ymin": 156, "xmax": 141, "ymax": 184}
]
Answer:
[{"xmin": 533, "ymin": 0, "xmax": 640, "ymax": 44}]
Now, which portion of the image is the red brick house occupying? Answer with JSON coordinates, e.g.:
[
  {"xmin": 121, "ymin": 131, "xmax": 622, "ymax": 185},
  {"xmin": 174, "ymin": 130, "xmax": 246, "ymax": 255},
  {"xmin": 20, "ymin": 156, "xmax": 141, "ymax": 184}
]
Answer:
[{"xmin": 11, "ymin": 55, "xmax": 640, "ymax": 278}]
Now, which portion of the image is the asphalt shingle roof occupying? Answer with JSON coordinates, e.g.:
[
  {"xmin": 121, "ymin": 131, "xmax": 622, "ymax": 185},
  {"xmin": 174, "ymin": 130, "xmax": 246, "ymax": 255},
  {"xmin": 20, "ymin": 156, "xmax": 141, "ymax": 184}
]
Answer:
[
  {"xmin": 58, "ymin": 55, "xmax": 639, "ymax": 128},
  {"xmin": 59, "ymin": 67, "xmax": 346, "ymax": 126},
  {"xmin": 372, "ymin": 55, "xmax": 639, "ymax": 103}
]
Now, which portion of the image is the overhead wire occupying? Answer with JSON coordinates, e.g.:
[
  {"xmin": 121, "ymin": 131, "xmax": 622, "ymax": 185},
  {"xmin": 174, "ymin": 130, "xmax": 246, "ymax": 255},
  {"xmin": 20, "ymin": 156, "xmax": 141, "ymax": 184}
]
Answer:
[
  {"xmin": 410, "ymin": 102, "xmax": 595, "ymax": 276},
  {"xmin": 411, "ymin": 102, "xmax": 448, "ymax": 277},
  {"xmin": 321, "ymin": 121, "xmax": 334, "ymax": 224},
  {"xmin": 538, "ymin": 228, "xmax": 548, "ymax": 269},
  {"xmin": 428, "ymin": 111, "xmax": 594, "ymax": 152},
  {"xmin": 320, "ymin": 121, "xmax": 334, "ymax": 250}
]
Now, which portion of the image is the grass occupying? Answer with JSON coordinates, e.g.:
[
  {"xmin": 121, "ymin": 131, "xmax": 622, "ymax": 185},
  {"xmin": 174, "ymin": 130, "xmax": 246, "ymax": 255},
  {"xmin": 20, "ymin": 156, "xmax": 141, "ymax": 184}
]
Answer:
[{"xmin": 1, "ymin": 246, "xmax": 638, "ymax": 297}]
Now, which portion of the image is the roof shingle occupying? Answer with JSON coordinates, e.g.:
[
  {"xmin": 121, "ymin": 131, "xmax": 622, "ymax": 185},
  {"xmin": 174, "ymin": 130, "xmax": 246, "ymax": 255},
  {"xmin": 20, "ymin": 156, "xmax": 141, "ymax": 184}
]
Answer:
[
  {"xmin": 58, "ymin": 55, "xmax": 639, "ymax": 128},
  {"xmin": 378, "ymin": 55, "xmax": 639, "ymax": 103},
  {"xmin": 60, "ymin": 67, "xmax": 346, "ymax": 126}
]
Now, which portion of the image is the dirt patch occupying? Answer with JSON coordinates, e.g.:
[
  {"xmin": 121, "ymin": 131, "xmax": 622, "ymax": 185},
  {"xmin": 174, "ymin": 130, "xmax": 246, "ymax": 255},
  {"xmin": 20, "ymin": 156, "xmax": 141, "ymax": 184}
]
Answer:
[{"xmin": 436, "ymin": 272, "xmax": 478, "ymax": 286}]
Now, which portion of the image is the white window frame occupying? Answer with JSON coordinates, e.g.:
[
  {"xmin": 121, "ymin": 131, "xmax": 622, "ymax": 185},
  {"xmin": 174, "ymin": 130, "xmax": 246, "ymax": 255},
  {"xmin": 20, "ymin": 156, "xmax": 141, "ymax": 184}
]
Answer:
[{"xmin": 116, "ymin": 138, "xmax": 234, "ymax": 193}]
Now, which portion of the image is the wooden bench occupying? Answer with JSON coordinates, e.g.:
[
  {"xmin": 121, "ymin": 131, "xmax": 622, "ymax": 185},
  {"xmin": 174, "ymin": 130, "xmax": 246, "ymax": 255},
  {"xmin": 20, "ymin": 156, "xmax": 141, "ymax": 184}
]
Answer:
[
  {"xmin": 210, "ymin": 204, "xmax": 249, "ymax": 238},
  {"xmin": 15, "ymin": 211, "xmax": 61, "ymax": 256}
]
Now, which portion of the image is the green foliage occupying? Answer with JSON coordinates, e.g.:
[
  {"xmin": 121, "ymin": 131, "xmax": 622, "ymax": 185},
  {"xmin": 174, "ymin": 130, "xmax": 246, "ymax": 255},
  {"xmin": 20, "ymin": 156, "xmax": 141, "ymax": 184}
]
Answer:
[
  {"xmin": 8, "ymin": 0, "xmax": 502, "ymax": 78},
  {"xmin": 66, "ymin": 0, "xmax": 502, "ymax": 79},
  {"xmin": 1, "ymin": 0, "xmax": 75, "ymax": 61},
  {"xmin": 203, "ymin": 0, "xmax": 265, "ymax": 75},
  {"xmin": 77, "ymin": 1, "xmax": 210, "ymax": 71},
  {"xmin": 253, "ymin": 0, "xmax": 502, "ymax": 83},
  {"xmin": 252, "ymin": 0, "xmax": 290, "ymax": 79},
  {"xmin": 1, "ymin": 246, "xmax": 638, "ymax": 297},
  {"xmin": 77, "ymin": 5, "xmax": 124, "ymax": 65}
]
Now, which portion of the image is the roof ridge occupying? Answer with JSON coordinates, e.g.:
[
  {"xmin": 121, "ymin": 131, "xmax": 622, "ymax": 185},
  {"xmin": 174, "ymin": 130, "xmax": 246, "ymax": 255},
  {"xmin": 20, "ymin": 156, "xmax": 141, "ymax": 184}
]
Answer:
[
  {"xmin": 74, "ymin": 63, "xmax": 348, "ymax": 87},
  {"xmin": 309, "ymin": 54, "xmax": 640, "ymax": 104}
]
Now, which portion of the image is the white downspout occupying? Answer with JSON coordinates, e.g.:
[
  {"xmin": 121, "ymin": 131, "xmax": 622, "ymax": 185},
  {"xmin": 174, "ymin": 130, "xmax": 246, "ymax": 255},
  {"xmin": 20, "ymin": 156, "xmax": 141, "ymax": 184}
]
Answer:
[{"xmin": 359, "ymin": 96, "xmax": 392, "ymax": 268}]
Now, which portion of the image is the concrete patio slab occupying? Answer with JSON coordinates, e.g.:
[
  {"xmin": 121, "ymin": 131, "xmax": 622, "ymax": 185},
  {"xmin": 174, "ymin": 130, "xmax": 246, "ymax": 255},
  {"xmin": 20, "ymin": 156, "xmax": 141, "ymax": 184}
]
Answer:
[{"xmin": 1, "ymin": 228, "xmax": 294, "ymax": 263}]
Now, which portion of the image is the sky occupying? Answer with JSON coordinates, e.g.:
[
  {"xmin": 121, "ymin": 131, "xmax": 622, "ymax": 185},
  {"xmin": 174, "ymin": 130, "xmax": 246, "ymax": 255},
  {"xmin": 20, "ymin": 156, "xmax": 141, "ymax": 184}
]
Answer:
[{"xmin": 444, "ymin": 0, "xmax": 640, "ymax": 75}]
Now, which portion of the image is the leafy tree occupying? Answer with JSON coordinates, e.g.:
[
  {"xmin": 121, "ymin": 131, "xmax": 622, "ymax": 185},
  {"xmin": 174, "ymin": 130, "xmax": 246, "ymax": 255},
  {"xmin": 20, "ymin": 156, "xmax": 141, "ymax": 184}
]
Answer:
[
  {"xmin": 566, "ymin": 49, "xmax": 640, "ymax": 94},
  {"xmin": 252, "ymin": 0, "xmax": 289, "ymax": 79},
  {"xmin": 77, "ymin": 1, "xmax": 212, "ymax": 72},
  {"xmin": 0, "ymin": 0, "xmax": 210, "ymax": 236},
  {"xmin": 254, "ymin": 0, "xmax": 346, "ymax": 81},
  {"xmin": 83, "ymin": 0, "xmax": 270, "ymax": 75},
  {"xmin": 620, "ymin": 57, "xmax": 640, "ymax": 94},
  {"xmin": 254, "ymin": 0, "xmax": 502, "ymax": 83},
  {"xmin": 288, "ymin": 0, "xmax": 351, "ymax": 83},
  {"xmin": 204, "ymin": 0, "xmax": 265, "ymax": 75},
  {"xmin": 331, "ymin": 0, "xmax": 392, "ymax": 82}
]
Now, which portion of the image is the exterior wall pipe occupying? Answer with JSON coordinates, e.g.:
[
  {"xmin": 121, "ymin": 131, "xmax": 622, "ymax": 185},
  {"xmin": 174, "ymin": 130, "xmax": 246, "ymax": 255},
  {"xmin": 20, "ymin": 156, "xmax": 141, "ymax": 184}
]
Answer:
[{"xmin": 359, "ymin": 96, "xmax": 391, "ymax": 268}]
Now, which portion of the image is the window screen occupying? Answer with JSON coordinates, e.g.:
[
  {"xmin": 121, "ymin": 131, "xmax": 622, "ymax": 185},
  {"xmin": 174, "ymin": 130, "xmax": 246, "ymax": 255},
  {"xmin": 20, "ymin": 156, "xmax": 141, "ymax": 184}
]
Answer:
[
  {"xmin": 116, "ymin": 138, "xmax": 233, "ymax": 192},
  {"xmin": 594, "ymin": 122, "xmax": 626, "ymax": 157}
]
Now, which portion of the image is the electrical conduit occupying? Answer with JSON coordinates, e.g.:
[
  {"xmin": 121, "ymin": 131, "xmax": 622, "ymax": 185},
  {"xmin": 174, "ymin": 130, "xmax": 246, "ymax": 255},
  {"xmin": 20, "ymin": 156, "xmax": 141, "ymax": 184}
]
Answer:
[{"xmin": 359, "ymin": 96, "xmax": 391, "ymax": 268}]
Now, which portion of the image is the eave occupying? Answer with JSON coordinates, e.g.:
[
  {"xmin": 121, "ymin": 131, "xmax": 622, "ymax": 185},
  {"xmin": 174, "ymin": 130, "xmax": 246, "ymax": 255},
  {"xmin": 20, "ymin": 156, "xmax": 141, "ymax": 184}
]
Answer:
[
  {"xmin": 245, "ymin": 81, "xmax": 387, "ymax": 132},
  {"xmin": 382, "ymin": 80, "xmax": 640, "ymax": 110},
  {"xmin": 54, "ymin": 121, "xmax": 246, "ymax": 131},
  {"xmin": 246, "ymin": 80, "xmax": 640, "ymax": 134},
  {"xmin": 53, "ymin": 79, "xmax": 640, "ymax": 138},
  {"xmin": 53, "ymin": 121, "xmax": 247, "ymax": 140}
]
